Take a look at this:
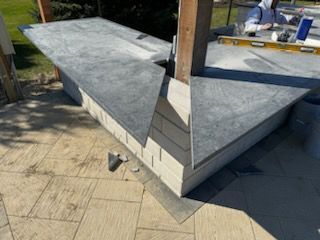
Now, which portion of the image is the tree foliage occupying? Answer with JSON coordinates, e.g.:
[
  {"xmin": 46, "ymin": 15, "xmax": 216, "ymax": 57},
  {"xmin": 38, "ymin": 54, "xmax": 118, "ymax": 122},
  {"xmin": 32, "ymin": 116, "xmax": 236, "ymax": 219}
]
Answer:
[
  {"xmin": 99, "ymin": 0, "xmax": 178, "ymax": 40},
  {"xmin": 31, "ymin": 0, "xmax": 97, "ymax": 22},
  {"xmin": 32, "ymin": 0, "xmax": 178, "ymax": 41},
  {"xmin": 52, "ymin": 0, "xmax": 97, "ymax": 20}
]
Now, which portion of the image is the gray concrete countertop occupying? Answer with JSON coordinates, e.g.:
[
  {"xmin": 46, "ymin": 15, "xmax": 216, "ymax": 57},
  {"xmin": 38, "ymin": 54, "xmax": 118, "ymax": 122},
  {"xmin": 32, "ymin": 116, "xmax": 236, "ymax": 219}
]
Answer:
[
  {"xmin": 20, "ymin": 16, "xmax": 320, "ymax": 170},
  {"xmin": 20, "ymin": 17, "xmax": 171, "ymax": 145},
  {"xmin": 191, "ymin": 40, "xmax": 320, "ymax": 167}
]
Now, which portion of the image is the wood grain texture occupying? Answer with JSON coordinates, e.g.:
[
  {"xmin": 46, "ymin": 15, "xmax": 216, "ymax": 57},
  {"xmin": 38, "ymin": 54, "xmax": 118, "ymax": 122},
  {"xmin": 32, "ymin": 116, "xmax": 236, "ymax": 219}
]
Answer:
[
  {"xmin": 37, "ymin": 0, "xmax": 53, "ymax": 23},
  {"xmin": 30, "ymin": 176, "xmax": 96, "ymax": 221},
  {"xmin": 135, "ymin": 229, "xmax": 194, "ymax": 240},
  {"xmin": 74, "ymin": 199, "xmax": 140, "ymax": 240},
  {"xmin": 0, "ymin": 201, "xmax": 8, "ymax": 228},
  {"xmin": 18, "ymin": 127, "xmax": 64, "ymax": 145},
  {"xmin": 175, "ymin": 0, "xmax": 213, "ymax": 83},
  {"xmin": 0, "ymin": 225, "xmax": 13, "ymax": 240},
  {"xmin": 89, "ymin": 126, "xmax": 120, "ymax": 149},
  {"xmin": 93, "ymin": 179, "xmax": 144, "ymax": 202},
  {"xmin": 0, "ymin": 172, "xmax": 51, "ymax": 216},
  {"xmin": 175, "ymin": 0, "xmax": 197, "ymax": 84},
  {"xmin": 36, "ymin": 157, "xmax": 84, "ymax": 177},
  {"xmin": 0, "ymin": 143, "xmax": 11, "ymax": 158},
  {"xmin": 195, "ymin": 190, "xmax": 255, "ymax": 240},
  {"xmin": 191, "ymin": 0, "xmax": 213, "ymax": 74},
  {"xmin": 0, "ymin": 46, "xmax": 17, "ymax": 102},
  {"xmin": 77, "ymin": 147, "xmax": 125, "ymax": 179},
  {"xmin": 36, "ymin": 0, "xmax": 60, "ymax": 81},
  {"xmin": 0, "ymin": 15, "xmax": 15, "ymax": 55},
  {"xmin": 9, "ymin": 216, "xmax": 78, "ymax": 240},
  {"xmin": 47, "ymin": 135, "xmax": 95, "ymax": 161},
  {"xmin": 122, "ymin": 169, "xmax": 138, "ymax": 181},
  {"xmin": 65, "ymin": 119, "xmax": 97, "ymax": 138},
  {"xmin": 0, "ymin": 143, "xmax": 52, "ymax": 173},
  {"xmin": 138, "ymin": 192, "xmax": 194, "ymax": 233}
]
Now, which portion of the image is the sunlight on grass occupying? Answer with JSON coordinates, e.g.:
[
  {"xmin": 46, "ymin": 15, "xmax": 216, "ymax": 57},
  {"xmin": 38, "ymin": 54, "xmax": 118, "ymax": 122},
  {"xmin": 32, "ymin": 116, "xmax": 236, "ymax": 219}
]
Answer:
[
  {"xmin": 0, "ymin": 0, "xmax": 52, "ymax": 80},
  {"xmin": 211, "ymin": 7, "xmax": 238, "ymax": 29}
]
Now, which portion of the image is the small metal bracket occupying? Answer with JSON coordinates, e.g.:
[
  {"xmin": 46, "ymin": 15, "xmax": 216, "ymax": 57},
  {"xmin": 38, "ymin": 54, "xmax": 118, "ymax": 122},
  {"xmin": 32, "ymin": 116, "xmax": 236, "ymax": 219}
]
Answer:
[{"xmin": 107, "ymin": 151, "xmax": 128, "ymax": 172}]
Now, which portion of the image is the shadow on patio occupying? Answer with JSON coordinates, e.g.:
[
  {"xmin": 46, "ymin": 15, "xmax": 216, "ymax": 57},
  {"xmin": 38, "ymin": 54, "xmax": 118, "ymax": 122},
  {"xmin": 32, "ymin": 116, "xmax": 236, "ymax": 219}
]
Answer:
[
  {"xmin": 197, "ymin": 132, "xmax": 320, "ymax": 239},
  {"xmin": 0, "ymin": 85, "xmax": 320, "ymax": 240}
]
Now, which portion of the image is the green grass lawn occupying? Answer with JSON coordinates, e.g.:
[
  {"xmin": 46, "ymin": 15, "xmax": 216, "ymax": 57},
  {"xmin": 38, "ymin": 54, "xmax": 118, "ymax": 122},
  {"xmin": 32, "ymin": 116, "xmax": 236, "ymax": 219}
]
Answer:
[
  {"xmin": 211, "ymin": 7, "xmax": 238, "ymax": 28},
  {"xmin": 0, "ymin": 0, "xmax": 52, "ymax": 80}
]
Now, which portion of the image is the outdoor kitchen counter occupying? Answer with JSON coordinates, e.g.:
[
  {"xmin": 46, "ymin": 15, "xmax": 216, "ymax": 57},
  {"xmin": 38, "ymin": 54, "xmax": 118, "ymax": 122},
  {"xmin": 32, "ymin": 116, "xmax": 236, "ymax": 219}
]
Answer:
[
  {"xmin": 20, "ymin": 16, "xmax": 320, "ymax": 171},
  {"xmin": 20, "ymin": 17, "xmax": 171, "ymax": 145},
  {"xmin": 191, "ymin": 33, "xmax": 320, "ymax": 167}
]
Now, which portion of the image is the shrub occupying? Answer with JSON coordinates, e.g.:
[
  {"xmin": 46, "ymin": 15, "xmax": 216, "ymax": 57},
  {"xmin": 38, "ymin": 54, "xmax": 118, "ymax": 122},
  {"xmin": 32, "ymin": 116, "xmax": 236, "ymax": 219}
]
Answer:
[{"xmin": 31, "ymin": 0, "xmax": 178, "ymax": 41}]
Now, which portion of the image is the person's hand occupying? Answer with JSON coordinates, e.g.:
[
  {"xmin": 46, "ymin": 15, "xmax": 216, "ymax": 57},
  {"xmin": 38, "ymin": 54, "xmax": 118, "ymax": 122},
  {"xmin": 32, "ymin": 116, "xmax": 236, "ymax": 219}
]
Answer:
[{"xmin": 261, "ymin": 23, "xmax": 273, "ymax": 30}]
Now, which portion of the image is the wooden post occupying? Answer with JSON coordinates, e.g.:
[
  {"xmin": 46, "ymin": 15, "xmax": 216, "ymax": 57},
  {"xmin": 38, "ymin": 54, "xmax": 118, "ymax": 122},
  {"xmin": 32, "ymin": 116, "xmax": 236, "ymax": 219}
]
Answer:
[
  {"xmin": 37, "ymin": 0, "xmax": 60, "ymax": 81},
  {"xmin": 226, "ymin": 0, "xmax": 234, "ymax": 25},
  {"xmin": 0, "ymin": 46, "xmax": 17, "ymax": 102},
  {"xmin": 37, "ymin": 0, "xmax": 53, "ymax": 23},
  {"xmin": 97, "ymin": 0, "xmax": 102, "ymax": 17},
  {"xmin": 175, "ymin": 0, "xmax": 213, "ymax": 84}
]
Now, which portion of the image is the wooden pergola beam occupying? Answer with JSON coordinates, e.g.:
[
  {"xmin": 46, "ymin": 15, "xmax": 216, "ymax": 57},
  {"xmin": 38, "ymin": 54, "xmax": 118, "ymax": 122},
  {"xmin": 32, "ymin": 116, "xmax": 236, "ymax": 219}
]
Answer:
[
  {"xmin": 37, "ymin": 0, "xmax": 60, "ymax": 80},
  {"xmin": 37, "ymin": 0, "xmax": 54, "ymax": 23},
  {"xmin": 0, "ymin": 15, "xmax": 18, "ymax": 102},
  {"xmin": 0, "ymin": 46, "xmax": 17, "ymax": 102},
  {"xmin": 175, "ymin": 0, "xmax": 213, "ymax": 84}
]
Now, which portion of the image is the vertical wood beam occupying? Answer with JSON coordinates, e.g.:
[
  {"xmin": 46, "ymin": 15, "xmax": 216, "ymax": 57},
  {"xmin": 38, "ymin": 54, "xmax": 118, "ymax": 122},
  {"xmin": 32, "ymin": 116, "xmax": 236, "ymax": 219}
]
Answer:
[
  {"xmin": 175, "ymin": 0, "xmax": 213, "ymax": 84},
  {"xmin": 97, "ymin": 0, "xmax": 102, "ymax": 17},
  {"xmin": 37, "ymin": 0, "xmax": 54, "ymax": 23},
  {"xmin": 0, "ymin": 46, "xmax": 17, "ymax": 102},
  {"xmin": 37, "ymin": 0, "xmax": 60, "ymax": 81}
]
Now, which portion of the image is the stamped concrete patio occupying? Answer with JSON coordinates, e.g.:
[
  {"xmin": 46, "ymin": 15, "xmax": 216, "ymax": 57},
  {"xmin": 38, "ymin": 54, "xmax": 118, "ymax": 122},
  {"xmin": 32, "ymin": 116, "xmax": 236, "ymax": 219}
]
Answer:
[{"xmin": 1, "ymin": 82, "xmax": 320, "ymax": 240}]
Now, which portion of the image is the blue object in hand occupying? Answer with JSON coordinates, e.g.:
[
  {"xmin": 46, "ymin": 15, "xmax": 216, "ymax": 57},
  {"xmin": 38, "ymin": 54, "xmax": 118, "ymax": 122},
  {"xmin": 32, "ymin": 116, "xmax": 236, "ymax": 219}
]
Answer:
[{"xmin": 295, "ymin": 16, "xmax": 314, "ymax": 42}]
